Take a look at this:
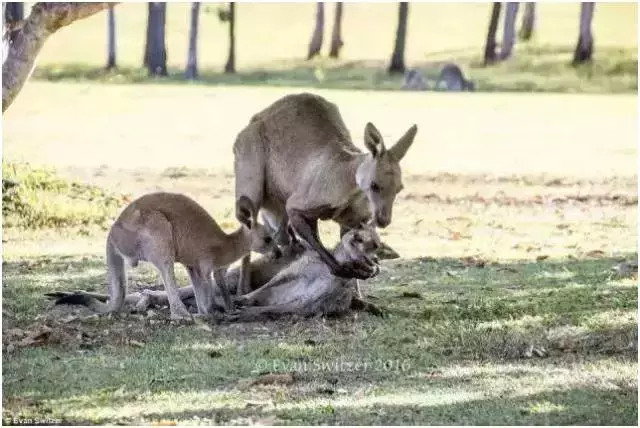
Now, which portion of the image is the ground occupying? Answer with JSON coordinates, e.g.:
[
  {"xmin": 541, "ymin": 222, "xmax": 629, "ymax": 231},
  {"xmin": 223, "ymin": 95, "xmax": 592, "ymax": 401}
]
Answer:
[
  {"xmin": 2, "ymin": 83, "xmax": 637, "ymax": 425},
  {"xmin": 1, "ymin": 3, "xmax": 638, "ymax": 425}
]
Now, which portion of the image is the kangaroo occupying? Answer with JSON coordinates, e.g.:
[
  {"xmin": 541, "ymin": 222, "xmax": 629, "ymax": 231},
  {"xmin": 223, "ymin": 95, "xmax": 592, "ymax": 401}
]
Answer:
[
  {"xmin": 234, "ymin": 224, "xmax": 382, "ymax": 319},
  {"xmin": 434, "ymin": 63, "xmax": 476, "ymax": 92},
  {"xmin": 48, "ymin": 239, "xmax": 304, "ymax": 314},
  {"xmin": 233, "ymin": 92, "xmax": 417, "ymax": 282},
  {"xmin": 49, "ymin": 225, "xmax": 389, "ymax": 318},
  {"xmin": 102, "ymin": 192, "xmax": 277, "ymax": 319},
  {"xmin": 402, "ymin": 69, "xmax": 430, "ymax": 91}
]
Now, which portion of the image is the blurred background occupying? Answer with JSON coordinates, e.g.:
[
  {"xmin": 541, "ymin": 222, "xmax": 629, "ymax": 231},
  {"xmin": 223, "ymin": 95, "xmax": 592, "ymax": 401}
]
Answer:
[{"xmin": 5, "ymin": 2, "xmax": 638, "ymax": 92}]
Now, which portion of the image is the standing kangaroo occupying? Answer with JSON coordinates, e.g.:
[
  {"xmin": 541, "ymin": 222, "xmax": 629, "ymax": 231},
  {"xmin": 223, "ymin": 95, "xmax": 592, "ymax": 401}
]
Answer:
[
  {"xmin": 434, "ymin": 63, "xmax": 476, "ymax": 92},
  {"xmin": 104, "ymin": 192, "xmax": 277, "ymax": 319},
  {"xmin": 233, "ymin": 92, "xmax": 418, "ymax": 281}
]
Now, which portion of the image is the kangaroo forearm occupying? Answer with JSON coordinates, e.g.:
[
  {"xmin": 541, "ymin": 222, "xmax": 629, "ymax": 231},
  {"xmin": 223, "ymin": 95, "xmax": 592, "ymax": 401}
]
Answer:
[{"xmin": 288, "ymin": 210, "xmax": 340, "ymax": 271}]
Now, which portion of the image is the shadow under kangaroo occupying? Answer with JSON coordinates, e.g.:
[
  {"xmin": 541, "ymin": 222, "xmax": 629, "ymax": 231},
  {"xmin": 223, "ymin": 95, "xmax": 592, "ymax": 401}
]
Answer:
[{"xmin": 47, "ymin": 224, "xmax": 393, "ymax": 321}]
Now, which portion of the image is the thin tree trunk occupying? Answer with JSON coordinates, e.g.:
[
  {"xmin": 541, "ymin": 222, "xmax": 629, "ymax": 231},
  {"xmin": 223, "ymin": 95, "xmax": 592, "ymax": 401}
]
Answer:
[
  {"xmin": 518, "ymin": 2, "xmax": 535, "ymax": 41},
  {"xmin": 185, "ymin": 2, "xmax": 199, "ymax": 79},
  {"xmin": 573, "ymin": 2, "xmax": 595, "ymax": 65},
  {"xmin": 483, "ymin": 2, "xmax": 501, "ymax": 66},
  {"xmin": 224, "ymin": 2, "xmax": 235, "ymax": 73},
  {"xmin": 146, "ymin": 2, "xmax": 167, "ymax": 76},
  {"xmin": 143, "ymin": 2, "xmax": 151, "ymax": 67},
  {"xmin": 106, "ymin": 5, "xmax": 116, "ymax": 69},
  {"xmin": 388, "ymin": 2, "xmax": 409, "ymax": 74},
  {"xmin": 500, "ymin": 2, "xmax": 519, "ymax": 60},
  {"xmin": 4, "ymin": 2, "xmax": 24, "ymax": 44},
  {"xmin": 329, "ymin": 2, "xmax": 343, "ymax": 58},
  {"xmin": 306, "ymin": 2, "xmax": 324, "ymax": 60},
  {"xmin": 3, "ymin": 2, "xmax": 114, "ymax": 113}
]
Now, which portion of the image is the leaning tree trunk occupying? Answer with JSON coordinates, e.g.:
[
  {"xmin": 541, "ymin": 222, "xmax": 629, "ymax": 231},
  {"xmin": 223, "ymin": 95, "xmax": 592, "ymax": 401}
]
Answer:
[
  {"xmin": 106, "ymin": 5, "xmax": 116, "ymax": 70},
  {"xmin": 224, "ymin": 2, "xmax": 235, "ymax": 73},
  {"xmin": 573, "ymin": 2, "xmax": 595, "ymax": 65},
  {"xmin": 146, "ymin": 2, "xmax": 167, "ymax": 76},
  {"xmin": 483, "ymin": 2, "xmax": 501, "ymax": 66},
  {"xmin": 4, "ymin": 2, "xmax": 24, "ymax": 44},
  {"xmin": 518, "ymin": 2, "xmax": 536, "ymax": 41},
  {"xmin": 185, "ymin": 2, "xmax": 200, "ymax": 79},
  {"xmin": 306, "ymin": 2, "xmax": 324, "ymax": 59},
  {"xmin": 328, "ymin": 2, "xmax": 343, "ymax": 58},
  {"xmin": 388, "ymin": 2, "xmax": 409, "ymax": 74},
  {"xmin": 500, "ymin": 2, "xmax": 519, "ymax": 60},
  {"xmin": 3, "ymin": 2, "xmax": 114, "ymax": 113}
]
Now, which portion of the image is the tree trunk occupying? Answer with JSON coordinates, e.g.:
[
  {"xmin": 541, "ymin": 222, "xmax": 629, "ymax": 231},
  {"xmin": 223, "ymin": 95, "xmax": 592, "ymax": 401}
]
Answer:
[
  {"xmin": 143, "ymin": 2, "xmax": 151, "ymax": 67},
  {"xmin": 146, "ymin": 2, "xmax": 167, "ymax": 76},
  {"xmin": 185, "ymin": 2, "xmax": 199, "ymax": 79},
  {"xmin": 500, "ymin": 2, "xmax": 519, "ymax": 60},
  {"xmin": 224, "ymin": 2, "xmax": 235, "ymax": 73},
  {"xmin": 4, "ymin": 2, "xmax": 24, "ymax": 44},
  {"xmin": 483, "ymin": 2, "xmax": 501, "ymax": 66},
  {"xmin": 388, "ymin": 2, "xmax": 409, "ymax": 74},
  {"xmin": 518, "ymin": 2, "xmax": 535, "ymax": 41},
  {"xmin": 3, "ymin": 2, "xmax": 114, "ymax": 113},
  {"xmin": 328, "ymin": 2, "xmax": 343, "ymax": 58},
  {"xmin": 306, "ymin": 2, "xmax": 324, "ymax": 60},
  {"xmin": 106, "ymin": 5, "xmax": 116, "ymax": 70},
  {"xmin": 573, "ymin": 2, "xmax": 595, "ymax": 65}
]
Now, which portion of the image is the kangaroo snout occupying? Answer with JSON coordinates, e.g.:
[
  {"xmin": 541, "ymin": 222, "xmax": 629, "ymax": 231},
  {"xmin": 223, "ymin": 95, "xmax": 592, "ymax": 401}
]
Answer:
[{"xmin": 375, "ymin": 212, "xmax": 391, "ymax": 228}]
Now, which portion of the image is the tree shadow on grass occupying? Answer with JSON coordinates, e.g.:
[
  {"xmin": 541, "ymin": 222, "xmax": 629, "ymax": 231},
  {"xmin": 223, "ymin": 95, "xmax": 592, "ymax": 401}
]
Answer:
[
  {"xmin": 1, "ymin": 253, "xmax": 637, "ymax": 424},
  {"xmin": 31, "ymin": 45, "xmax": 637, "ymax": 94}
]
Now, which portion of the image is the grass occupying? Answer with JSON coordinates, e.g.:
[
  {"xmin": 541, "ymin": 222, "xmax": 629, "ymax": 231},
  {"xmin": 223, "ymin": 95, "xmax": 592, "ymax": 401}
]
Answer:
[
  {"xmin": 2, "ymin": 80, "xmax": 638, "ymax": 424},
  {"xmin": 23, "ymin": 2, "xmax": 639, "ymax": 93},
  {"xmin": 2, "ymin": 162, "xmax": 127, "ymax": 230}
]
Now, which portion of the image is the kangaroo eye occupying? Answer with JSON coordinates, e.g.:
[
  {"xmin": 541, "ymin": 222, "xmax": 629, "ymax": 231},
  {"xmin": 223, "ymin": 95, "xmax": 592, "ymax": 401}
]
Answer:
[
  {"xmin": 371, "ymin": 183, "xmax": 381, "ymax": 193},
  {"xmin": 264, "ymin": 236, "xmax": 272, "ymax": 244},
  {"xmin": 353, "ymin": 234, "xmax": 363, "ymax": 243}
]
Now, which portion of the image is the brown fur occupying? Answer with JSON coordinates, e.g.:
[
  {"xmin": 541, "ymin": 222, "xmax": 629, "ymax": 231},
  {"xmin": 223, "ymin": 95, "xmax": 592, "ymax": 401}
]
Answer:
[
  {"xmin": 234, "ymin": 225, "xmax": 382, "ymax": 320},
  {"xmin": 104, "ymin": 192, "xmax": 277, "ymax": 319},
  {"xmin": 233, "ymin": 92, "xmax": 417, "ymax": 281}
]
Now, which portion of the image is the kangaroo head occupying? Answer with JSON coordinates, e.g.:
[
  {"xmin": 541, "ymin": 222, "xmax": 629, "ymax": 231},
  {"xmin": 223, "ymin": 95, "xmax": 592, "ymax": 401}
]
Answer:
[
  {"xmin": 341, "ymin": 224, "xmax": 382, "ymax": 262},
  {"xmin": 236, "ymin": 196, "xmax": 280, "ymax": 256},
  {"xmin": 356, "ymin": 122, "xmax": 418, "ymax": 228}
]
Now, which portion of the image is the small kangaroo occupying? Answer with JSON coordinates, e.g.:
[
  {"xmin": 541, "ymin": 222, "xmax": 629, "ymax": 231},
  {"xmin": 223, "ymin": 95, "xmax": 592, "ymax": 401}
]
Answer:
[
  {"xmin": 234, "ymin": 92, "xmax": 417, "ymax": 282},
  {"xmin": 402, "ymin": 69, "xmax": 430, "ymax": 91},
  {"xmin": 234, "ymin": 224, "xmax": 382, "ymax": 319},
  {"xmin": 434, "ymin": 63, "xmax": 476, "ymax": 92},
  {"xmin": 103, "ymin": 192, "xmax": 277, "ymax": 319}
]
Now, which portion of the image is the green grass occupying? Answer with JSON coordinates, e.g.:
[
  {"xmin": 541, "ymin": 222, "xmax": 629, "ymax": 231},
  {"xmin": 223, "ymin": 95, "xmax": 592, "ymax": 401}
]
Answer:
[
  {"xmin": 23, "ymin": 2, "xmax": 640, "ymax": 93},
  {"xmin": 2, "ymin": 253, "xmax": 637, "ymax": 424},
  {"xmin": 2, "ymin": 78, "xmax": 638, "ymax": 424},
  {"xmin": 2, "ymin": 162, "xmax": 128, "ymax": 230}
]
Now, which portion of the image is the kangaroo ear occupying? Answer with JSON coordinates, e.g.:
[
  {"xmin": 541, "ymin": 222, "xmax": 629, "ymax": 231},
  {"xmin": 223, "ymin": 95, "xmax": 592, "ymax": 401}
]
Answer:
[
  {"xmin": 236, "ymin": 196, "xmax": 255, "ymax": 229},
  {"xmin": 364, "ymin": 122, "xmax": 386, "ymax": 158},
  {"xmin": 389, "ymin": 124, "xmax": 418, "ymax": 162}
]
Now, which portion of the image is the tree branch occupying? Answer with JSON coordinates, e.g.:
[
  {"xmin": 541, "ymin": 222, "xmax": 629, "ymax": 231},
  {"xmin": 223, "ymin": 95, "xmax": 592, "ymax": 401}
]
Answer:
[{"xmin": 2, "ymin": 2, "xmax": 116, "ymax": 113}]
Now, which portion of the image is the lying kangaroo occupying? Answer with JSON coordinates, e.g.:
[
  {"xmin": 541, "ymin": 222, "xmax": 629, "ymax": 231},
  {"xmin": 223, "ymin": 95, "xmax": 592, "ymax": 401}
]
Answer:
[
  {"xmin": 104, "ymin": 192, "xmax": 277, "ymax": 319},
  {"xmin": 434, "ymin": 63, "xmax": 476, "ymax": 92},
  {"xmin": 234, "ymin": 225, "xmax": 382, "ymax": 319},
  {"xmin": 49, "ymin": 226, "xmax": 387, "ymax": 318},
  {"xmin": 234, "ymin": 92, "xmax": 417, "ymax": 281}
]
